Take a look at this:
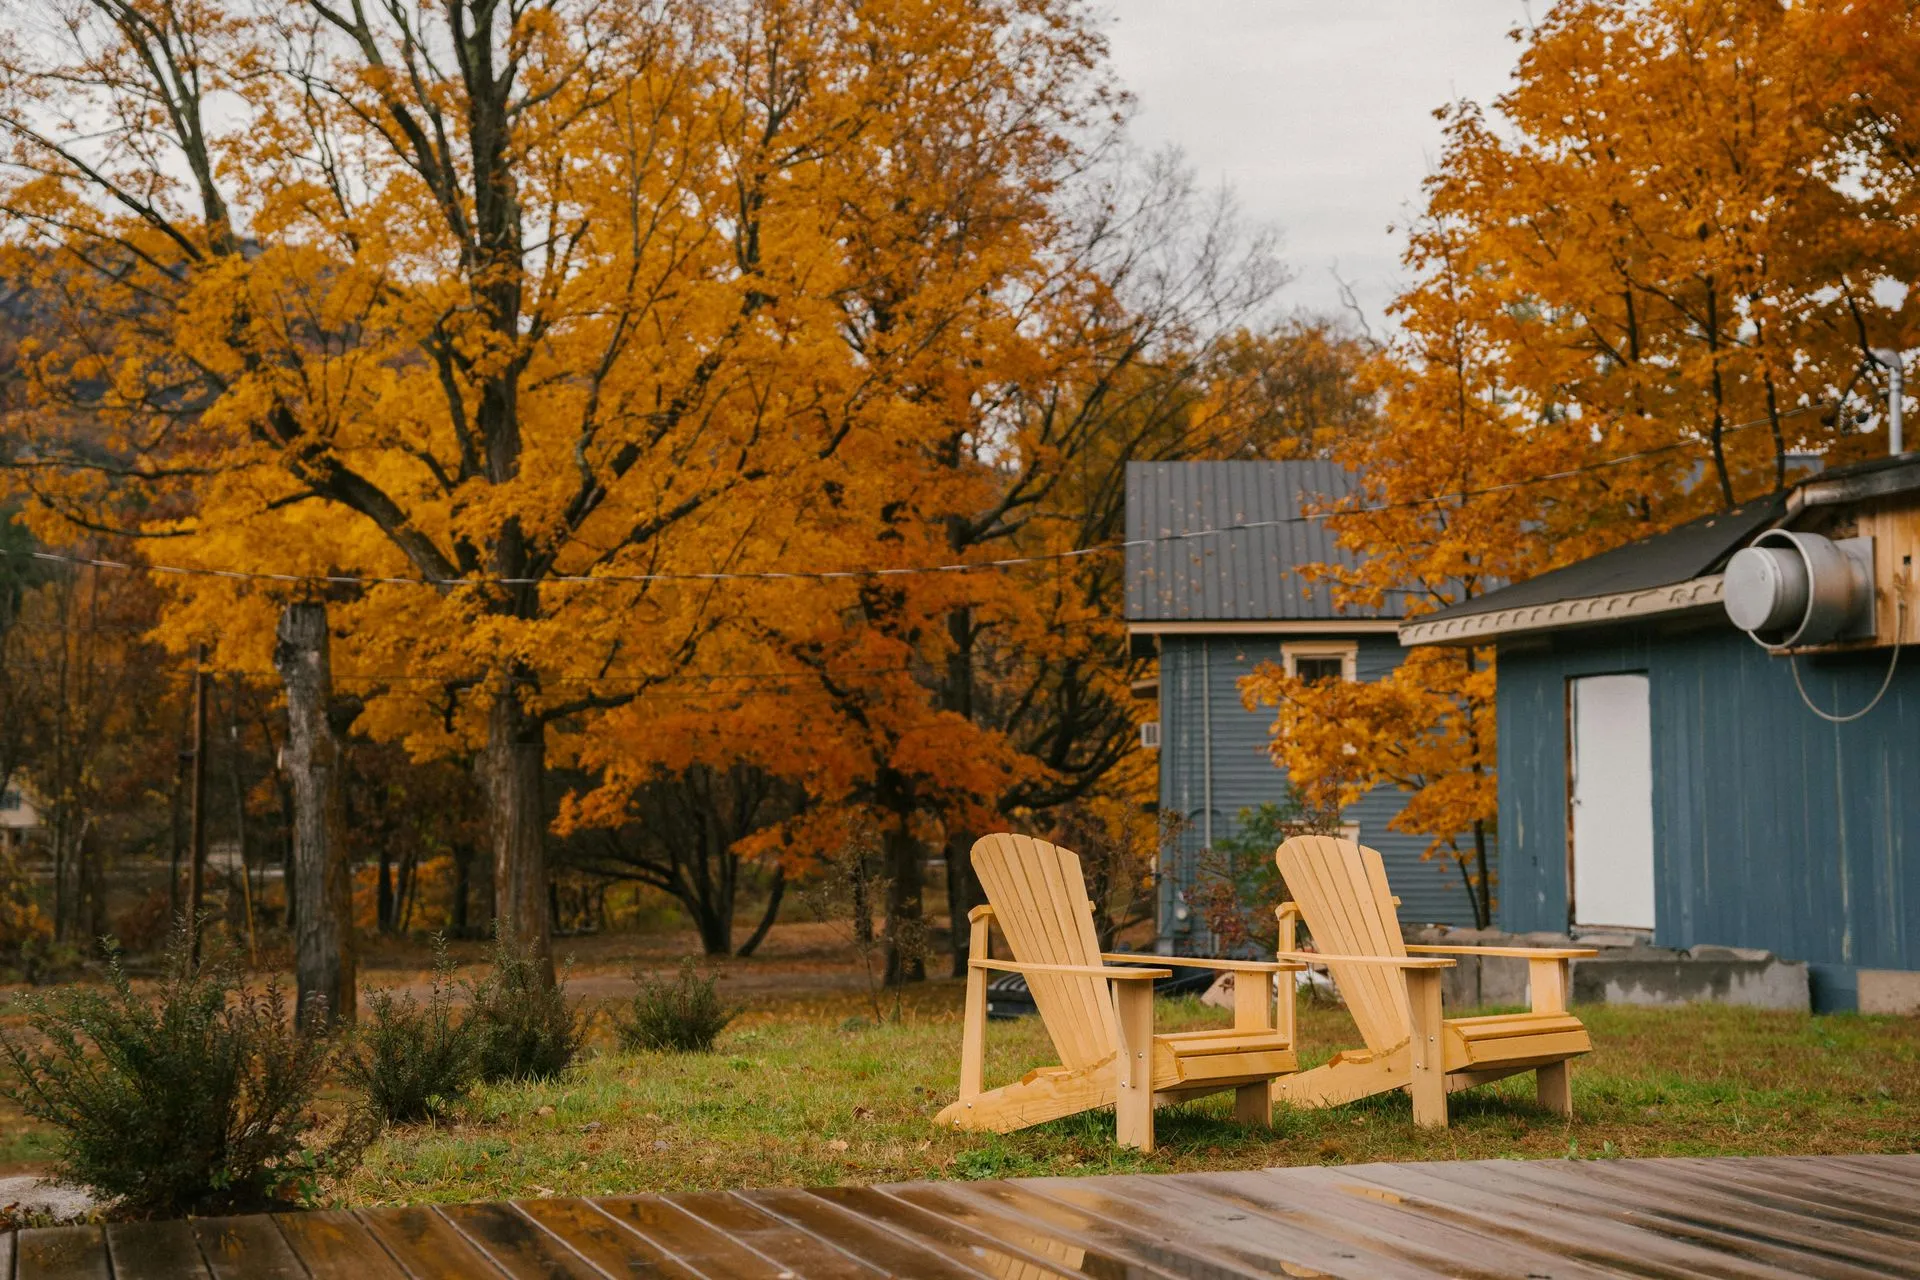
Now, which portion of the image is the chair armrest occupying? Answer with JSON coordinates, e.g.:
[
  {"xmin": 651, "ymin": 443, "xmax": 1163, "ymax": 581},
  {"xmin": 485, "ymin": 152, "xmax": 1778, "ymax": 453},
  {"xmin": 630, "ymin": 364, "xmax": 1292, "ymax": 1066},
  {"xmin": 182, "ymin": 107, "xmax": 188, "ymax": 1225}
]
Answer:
[
  {"xmin": 1275, "ymin": 950, "xmax": 1455, "ymax": 969},
  {"xmin": 1405, "ymin": 945, "xmax": 1597, "ymax": 959},
  {"xmin": 1100, "ymin": 954, "xmax": 1305, "ymax": 973},
  {"xmin": 970, "ymin": 959, "xmax": 1170, "ymax": 980}
]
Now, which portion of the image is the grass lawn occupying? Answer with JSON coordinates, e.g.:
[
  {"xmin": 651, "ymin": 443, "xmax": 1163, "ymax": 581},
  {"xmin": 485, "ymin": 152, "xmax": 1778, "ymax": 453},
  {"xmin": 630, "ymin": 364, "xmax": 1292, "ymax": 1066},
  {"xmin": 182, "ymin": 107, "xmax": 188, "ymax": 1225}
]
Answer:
[{"xmin": 339, "ymin": 985, "xmax": 1920, "ymax": 1207}]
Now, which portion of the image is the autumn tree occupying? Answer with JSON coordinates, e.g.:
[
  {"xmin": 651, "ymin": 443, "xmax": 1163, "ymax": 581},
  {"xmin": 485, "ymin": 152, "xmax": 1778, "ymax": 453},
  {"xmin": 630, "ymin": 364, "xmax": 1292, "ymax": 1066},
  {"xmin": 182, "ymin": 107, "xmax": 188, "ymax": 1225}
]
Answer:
[
  {"xmin": 1249, "ymin": 0, "xmax": 1917, "ymax": 929},
  {"xmin": 0, "ymin": 0, "xmax": 1134, "ymax": 981}
]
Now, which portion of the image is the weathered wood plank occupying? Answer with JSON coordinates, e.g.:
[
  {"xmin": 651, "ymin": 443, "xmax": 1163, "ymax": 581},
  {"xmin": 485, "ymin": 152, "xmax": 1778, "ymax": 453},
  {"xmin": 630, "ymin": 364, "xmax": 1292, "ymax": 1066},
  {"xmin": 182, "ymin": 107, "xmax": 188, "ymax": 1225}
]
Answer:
[
  {"xmin": 669, "ymin": 1191, "xmax": 884, "ymax": 1278},
  {"xmin": 513, "ymin": 1198, "xmax": 701, "ymax": 1280},
  {"xmin": 274, "ymin": 1211, "xmax": 407, "ymax": 1278},
  {"xmin": 356, "ymin": 1204, "xmax": 505, "ymax": 1279},
  {"xmin": 592, "ymin": 1196, "xmax": 792, "ymax": 1278},
  {"xmin": 1566, "ymin": 1157, "xmax": 1914, "ymax": 1275},
  {"xmin": 191, "ymin": 1216, "xmax": 306, "ymax": 1280},
  {"xmin": 436, "ymin": 1203, "xmax": 604, "ymax": 1279},
  {"xmin": 887, "ymin": 1183, "xmax": 1191, "ymax": 1280},
  {"xmin": 810, "ymin": 1187, "xmax": 1090, "ymax": 1280},
  {"xmin": 738, "ymin": 1188, "xmax": 983, "ymax": 1279},
  {"xmin": 13, "ymin": 1226, "xmax": 109, "ymax": 1280},
  {"xmin": 1, "ymin": 1227, "xmax": 13, "ymax": 1280},
  {"xmin": 104, "ymin": 1220, "xmax": 210, "ymax": 1280}
]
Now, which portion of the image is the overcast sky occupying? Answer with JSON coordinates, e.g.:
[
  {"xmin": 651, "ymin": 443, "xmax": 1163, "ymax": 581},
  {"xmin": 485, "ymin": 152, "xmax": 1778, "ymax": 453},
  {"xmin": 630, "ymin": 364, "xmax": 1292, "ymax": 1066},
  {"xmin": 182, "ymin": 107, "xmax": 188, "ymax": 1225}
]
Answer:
[{"xmin": 1101, "ymin": 1, "xmax": 1534, "ymax": 329}]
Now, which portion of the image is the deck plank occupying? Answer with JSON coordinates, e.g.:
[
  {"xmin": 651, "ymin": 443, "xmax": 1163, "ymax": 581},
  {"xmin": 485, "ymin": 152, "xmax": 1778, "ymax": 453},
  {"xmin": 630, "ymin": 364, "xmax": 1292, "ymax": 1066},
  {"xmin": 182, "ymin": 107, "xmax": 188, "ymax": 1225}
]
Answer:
[
  {"xmin": 356, "ymin": 1205, "xmax": 507, "ymax": 1279},
  {"xmin": 275, "ymin": 1211, "xmax": 407, "ymax": 1278},
  {"xmin": 435, "ymin": 1202, "xmax": 607, "ymax": 1279},
  {"xmin": 512, "ymin": 1198, "xmax": 702, "ymax": 1280},
  {"xmin": 104, "ymin": 1220, "xmax": 210, "ymax": 1280},
  {"xmin": 190, "ymin": 1216, "xmax": 306, "ymax": 1280},
  {"xmin": 1560, "ymin": 1156, "xmax": 1913, "ymax": 1276},
  {"xmin": 8, "ymin": 1154, "xmax": 1920, "ymax": 1279},
  {"xmin": 808, "ymin": 1187, "xmax": 1092, "ymax": 1280},
  {"xmin": 885, "ymin": 1183, "xmax": 1191, "ymax": 1280},
  {"xmin": 667, "ymin": 1191, "xmax": 885, "ymax": 1278},
  {"xmin": 591, "ymin": 1196, "xmax": 794, "ymax": 1277},
  {"xmin": 13, "ymin": 1227, "xmax": 108, "ymax": 1280},
  {"xmin": 737, "ymin": 1188, "xmax": 987, "ymax": 1279}
]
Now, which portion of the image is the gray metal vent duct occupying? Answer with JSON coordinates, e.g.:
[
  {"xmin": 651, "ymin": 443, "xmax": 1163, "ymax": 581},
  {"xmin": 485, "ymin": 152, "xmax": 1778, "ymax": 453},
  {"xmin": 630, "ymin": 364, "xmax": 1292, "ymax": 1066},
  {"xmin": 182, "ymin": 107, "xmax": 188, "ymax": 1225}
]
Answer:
[{"xmin": 1724, "ymin": 530, "xmax": 1875, "ymax": 649}]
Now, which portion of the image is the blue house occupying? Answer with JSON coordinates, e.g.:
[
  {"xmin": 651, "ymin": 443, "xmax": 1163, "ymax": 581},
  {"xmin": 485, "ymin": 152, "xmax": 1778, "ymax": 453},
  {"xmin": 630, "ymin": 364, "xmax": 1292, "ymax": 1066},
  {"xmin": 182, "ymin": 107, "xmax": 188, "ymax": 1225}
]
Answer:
[
  {"xmin": 1401, "ymin": 454, "xmax": 1920, "ymax": 1011},
  {"xmin": 1125, "ymin": 460, "xmax": 1488, "ymax": 954}
]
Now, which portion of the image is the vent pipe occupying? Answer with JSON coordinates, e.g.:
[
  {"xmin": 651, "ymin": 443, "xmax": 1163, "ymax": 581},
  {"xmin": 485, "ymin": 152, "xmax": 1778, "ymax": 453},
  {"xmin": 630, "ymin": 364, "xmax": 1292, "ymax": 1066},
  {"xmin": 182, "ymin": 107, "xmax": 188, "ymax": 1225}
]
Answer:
[{"xmin": 1870, "ymin": 348, "xmax": 1904, "ymax": 455}]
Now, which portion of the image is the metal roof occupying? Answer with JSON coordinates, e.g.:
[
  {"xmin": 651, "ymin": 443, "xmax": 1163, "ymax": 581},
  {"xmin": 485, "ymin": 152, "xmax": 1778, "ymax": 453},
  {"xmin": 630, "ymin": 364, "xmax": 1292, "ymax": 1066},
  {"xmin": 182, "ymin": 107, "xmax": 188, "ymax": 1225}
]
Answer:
[
  {"xmin": 1124, "ymin": 461, "xmax": 1405, "ymax": 622},
  {"xmin": 1415, "ymin": 491, "xmax": 1787, "ymax": 630}
]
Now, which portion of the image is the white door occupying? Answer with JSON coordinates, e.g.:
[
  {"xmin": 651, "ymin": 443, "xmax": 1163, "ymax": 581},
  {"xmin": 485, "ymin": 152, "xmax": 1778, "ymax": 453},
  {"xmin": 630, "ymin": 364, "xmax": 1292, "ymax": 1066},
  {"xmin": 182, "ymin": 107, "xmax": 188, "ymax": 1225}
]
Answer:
[{"xmin": 1569, "ymin": 673, "xmax": 1656, "ymax": 931}]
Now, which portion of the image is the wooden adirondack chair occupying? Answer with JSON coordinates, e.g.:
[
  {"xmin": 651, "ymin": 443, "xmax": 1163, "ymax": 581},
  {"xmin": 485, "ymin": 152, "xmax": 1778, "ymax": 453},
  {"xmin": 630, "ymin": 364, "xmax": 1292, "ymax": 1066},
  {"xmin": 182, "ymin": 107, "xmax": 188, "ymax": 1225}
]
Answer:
[
  {"xmin": 935, "ymin": 833, "xmax": 1301, "ymax": 1151},
  {"xmin": 1272, "ymin": 835, "xmax": 1597, "ymax": 1128}
]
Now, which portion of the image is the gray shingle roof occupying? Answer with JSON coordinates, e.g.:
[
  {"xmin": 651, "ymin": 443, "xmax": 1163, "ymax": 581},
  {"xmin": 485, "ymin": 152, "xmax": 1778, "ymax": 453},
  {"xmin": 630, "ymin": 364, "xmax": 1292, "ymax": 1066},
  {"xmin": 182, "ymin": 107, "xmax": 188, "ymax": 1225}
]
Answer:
[
  {"xmin": 1416, "ymin": 492, "xmax": 1786, "ymax": 627},
  {"xmin": 1124, "ymin": 460, "xmax": 1403, "ymax": 622}
]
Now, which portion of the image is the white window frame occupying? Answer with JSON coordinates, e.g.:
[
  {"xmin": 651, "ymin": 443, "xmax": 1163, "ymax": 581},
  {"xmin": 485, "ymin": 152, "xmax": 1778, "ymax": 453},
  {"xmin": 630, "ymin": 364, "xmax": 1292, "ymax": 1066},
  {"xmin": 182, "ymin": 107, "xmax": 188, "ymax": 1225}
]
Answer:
[{"xmin": 1282, "ymin": 640, "xmax": 1358, "ymax": 683}]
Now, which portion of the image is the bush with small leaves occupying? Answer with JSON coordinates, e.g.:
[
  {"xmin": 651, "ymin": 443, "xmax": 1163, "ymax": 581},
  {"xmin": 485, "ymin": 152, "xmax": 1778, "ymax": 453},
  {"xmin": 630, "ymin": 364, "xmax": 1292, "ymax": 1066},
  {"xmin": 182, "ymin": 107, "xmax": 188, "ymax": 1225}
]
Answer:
[
  {"xmin": 344, "ymin": 938, "xmax": 481, "ymax": 1124},
  {"xmin": 466, "ymin": 934, "xmax": 587, "ymax": 1083},
  {"xmin": 614, "ymin": 958, "xmax": 739, "ymax": 1053},
  {"xmin": 0, "ymin": 933, "xmax": 365, "ymax": 1216}
]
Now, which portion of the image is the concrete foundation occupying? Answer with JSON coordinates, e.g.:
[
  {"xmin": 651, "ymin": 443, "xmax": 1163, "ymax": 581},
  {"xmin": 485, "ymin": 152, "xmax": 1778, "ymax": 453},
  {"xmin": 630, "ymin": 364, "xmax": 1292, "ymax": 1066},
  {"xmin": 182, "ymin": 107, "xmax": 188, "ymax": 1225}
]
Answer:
[
  {"xmin": 1407, "ymin": 927, "xmax": 1811, "ymax": 1012},
  {"xmin": 1859, "ymin": 968, "xmax": 1920, "ymax": 1015}
]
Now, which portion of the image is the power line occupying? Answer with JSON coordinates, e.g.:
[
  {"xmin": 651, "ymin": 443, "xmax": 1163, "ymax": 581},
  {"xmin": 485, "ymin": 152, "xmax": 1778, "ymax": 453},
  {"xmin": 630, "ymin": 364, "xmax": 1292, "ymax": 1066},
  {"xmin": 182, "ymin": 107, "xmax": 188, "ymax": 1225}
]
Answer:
[{"xmin": 0, "ymin": 402, "xmax": 1831, "ymax": 589}]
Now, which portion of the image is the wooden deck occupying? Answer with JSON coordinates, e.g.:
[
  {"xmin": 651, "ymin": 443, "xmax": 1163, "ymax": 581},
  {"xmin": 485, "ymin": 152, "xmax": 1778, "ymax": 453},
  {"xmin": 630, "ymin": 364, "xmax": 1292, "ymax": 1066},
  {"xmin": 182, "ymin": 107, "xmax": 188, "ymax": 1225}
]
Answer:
[{"xmin": 4, "ymin": 1154, "xmax": 1917, "ymax": 1278}]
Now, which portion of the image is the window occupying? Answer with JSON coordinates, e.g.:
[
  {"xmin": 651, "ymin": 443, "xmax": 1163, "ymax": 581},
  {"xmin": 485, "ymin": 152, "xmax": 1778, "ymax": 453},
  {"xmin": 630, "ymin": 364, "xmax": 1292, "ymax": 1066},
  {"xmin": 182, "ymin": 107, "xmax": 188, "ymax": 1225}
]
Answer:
[
  {"xmin": 1292, "ymin": 656, "xmax": 1346, "ymax": 685},
  {"xmin": 1282, "ymin": 640, "xmax": 1358, "ymax": 684}
]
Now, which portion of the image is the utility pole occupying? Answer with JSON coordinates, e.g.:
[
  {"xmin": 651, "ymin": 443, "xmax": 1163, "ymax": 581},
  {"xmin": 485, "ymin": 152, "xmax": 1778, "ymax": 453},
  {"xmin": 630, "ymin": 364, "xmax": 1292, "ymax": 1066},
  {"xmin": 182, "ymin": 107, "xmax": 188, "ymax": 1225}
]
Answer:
[{"xmin": 187, "ymin": 643, "xmax": 209, "ymax": 968}]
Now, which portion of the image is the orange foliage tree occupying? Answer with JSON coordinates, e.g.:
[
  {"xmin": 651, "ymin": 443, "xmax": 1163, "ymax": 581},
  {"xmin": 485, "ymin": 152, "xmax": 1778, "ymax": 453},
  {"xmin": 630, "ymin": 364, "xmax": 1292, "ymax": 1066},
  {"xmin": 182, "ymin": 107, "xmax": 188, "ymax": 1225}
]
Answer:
[
  {"xmin": 1249, "ymin": 0, "xmax": 1918, "ymax": 928},
  {"xmin": 0, "ymin": 0, "xmax": 1128, "ymax": 972}
]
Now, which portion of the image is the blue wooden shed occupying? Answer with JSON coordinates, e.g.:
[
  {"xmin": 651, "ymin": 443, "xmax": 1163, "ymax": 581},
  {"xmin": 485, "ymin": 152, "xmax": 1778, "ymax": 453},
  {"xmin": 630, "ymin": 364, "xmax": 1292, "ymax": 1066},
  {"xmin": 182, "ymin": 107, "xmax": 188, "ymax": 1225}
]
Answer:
[
  {"xmin": 1401, "ymin": 455, "xmax": 1920, "ymax": 1011},
  {"xmin": 1125, "ymin": 461, "xmax": 1488, "ymax": 953}
]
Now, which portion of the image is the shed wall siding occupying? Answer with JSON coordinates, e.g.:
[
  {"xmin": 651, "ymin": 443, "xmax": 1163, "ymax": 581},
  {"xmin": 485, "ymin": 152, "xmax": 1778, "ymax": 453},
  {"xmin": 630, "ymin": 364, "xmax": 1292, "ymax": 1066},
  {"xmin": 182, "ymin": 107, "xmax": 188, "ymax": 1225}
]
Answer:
[
  {"xmin": 1156, "ymin": 633, "xmax": 1485, "ymax": 950},
  {"xmin": 1497, "ymin": 622, "xmax": 1920, "ymax": 1001}
]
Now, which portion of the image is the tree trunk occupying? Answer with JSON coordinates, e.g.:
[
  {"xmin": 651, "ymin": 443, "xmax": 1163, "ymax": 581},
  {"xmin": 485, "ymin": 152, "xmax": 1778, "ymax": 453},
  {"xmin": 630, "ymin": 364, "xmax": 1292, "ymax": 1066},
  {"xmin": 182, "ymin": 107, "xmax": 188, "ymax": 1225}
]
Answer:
[
  {"xmin": 274, "ymin": 602, "xmax": 356, "ymax": 1029},
  {"xmin": 451, "ymin": 841, "xmax": 472, "ymax": 937},
  {"xmin": 486, "ymin": 683, "xmax": 551, "ymax": 979},
  {"xmin": 882, "ymin": 816, "xmax": 925, "ymax": 986},
  {"xmin": 943, "ymin": 830, "xmax": 982, "ymax": 978},
  {"xmin": 737, "ymin": 865, "xmax": 785, "ymax": 958},
  {"xmin": 377, "ymin": 843, "xmax": 394, "ymax": 934}
]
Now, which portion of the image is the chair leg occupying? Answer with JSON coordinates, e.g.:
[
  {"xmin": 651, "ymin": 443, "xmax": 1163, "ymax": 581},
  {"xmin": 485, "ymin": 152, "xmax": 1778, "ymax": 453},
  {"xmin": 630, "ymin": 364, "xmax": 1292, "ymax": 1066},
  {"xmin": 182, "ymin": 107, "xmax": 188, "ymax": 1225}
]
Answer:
[
  {"xmin": 1234, "ymin": 1082, "xmax": 1270, "ymax": 1127},
  {"xmin": 1113, "ymin": 981, "xmax": 1154, "ymax": 1152},
  {"xmin": 1406, "ymin": 968, "xmax": 1447, "ymax": 1129},
  {"xmin": 1536, "ymin": 1060, "xmax": 1572, "ymax": 1118}
]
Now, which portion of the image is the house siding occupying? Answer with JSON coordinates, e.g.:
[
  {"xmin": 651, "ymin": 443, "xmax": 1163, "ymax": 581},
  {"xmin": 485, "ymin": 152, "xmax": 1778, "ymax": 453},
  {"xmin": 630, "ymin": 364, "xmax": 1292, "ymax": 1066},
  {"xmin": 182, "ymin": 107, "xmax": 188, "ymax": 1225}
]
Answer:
[
  {"xmin": 1155, "ymin": 633, "xmax": 1486, "ymax": 951},
  {"xmin": 1496, "ymin": 619, "xmax": 1920, "ymax": 1008}
]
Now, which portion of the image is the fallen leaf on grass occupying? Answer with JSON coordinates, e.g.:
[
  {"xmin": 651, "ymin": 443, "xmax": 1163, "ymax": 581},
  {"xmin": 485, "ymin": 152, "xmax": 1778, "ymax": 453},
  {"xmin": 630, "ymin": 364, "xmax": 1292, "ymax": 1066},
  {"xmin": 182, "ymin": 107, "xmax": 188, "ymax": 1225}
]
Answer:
[
  {"xmin": 852, "ymin": 1106, "xmax": 875, "ymax": 1121},
  {"xmin": 828, "ymin": 1139, "xmax": 850, "ymax": 1152}
]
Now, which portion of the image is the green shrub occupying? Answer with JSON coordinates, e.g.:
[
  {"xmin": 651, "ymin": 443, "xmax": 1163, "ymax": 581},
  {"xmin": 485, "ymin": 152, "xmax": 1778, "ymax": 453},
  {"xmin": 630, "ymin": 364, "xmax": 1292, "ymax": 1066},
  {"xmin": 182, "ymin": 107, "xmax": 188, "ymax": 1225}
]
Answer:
[
  {"xmin": 467, "ymin": 934, "xmax": 587, "ymax": 1083},
  {"xmin": 614, "ymin": 958, "xmax": 738, "ymax": 1052},
  {"xmin": 344, "ymin": 939, "xmax": 480, "ymax": 1124},
  {"xmin": 0, "ymin": 935, "xmax": 363, "ymax": 1216}
]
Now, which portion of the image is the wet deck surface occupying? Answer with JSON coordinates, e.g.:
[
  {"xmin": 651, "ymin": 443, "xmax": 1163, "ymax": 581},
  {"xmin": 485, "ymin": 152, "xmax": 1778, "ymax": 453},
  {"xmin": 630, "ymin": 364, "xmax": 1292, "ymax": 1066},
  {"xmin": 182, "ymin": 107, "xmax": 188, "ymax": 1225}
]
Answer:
[{"xmin": 5, "ymin": 1153, "xmax": 1917, "ymax": 1278}]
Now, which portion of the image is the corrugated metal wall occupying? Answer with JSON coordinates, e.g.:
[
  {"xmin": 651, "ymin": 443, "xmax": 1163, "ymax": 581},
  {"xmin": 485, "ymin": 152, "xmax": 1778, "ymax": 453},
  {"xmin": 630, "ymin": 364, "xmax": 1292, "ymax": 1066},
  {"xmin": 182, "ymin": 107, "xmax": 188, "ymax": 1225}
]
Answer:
[
  {"xmin": 1497, "ymin": 620, "xmax": 1920, "ymax": 1008},
  {"xmin": 1156, "ymin": 633, "xmax": 1486, "ymax": 951}
]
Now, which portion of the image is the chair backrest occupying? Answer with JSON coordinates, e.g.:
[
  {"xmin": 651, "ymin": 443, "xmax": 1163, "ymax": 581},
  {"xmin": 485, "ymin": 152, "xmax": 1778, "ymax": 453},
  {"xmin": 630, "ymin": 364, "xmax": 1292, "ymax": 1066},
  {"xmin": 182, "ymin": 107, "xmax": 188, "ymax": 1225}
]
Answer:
[
  {"xmin": 1275, "ymin": 835, "xmax": 1411, "ymax": 1051},
  {"xmin": 971, "ymin": 833, "xmax": 1119, "ymax": 1070}
]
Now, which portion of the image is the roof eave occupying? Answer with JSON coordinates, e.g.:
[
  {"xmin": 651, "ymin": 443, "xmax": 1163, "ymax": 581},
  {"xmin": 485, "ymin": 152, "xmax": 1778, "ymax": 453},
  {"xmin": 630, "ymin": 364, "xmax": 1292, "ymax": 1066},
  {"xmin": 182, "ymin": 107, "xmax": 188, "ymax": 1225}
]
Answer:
[{"xmin": 1397, "ymin": 575, "xmax": 1726, "ymax": 647}]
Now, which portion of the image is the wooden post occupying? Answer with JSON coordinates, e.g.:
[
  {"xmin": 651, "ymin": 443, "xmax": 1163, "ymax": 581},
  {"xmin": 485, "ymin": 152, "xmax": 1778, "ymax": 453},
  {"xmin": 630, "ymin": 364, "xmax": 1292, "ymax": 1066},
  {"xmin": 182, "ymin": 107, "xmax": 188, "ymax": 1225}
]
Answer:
[
  {"xmin": 1113, "ymin": 979, "xmax": 1154, "ymax": 1152},
  {"xmin": 1406, "ymin": 967, "xmax": 1446, "ymax": 1128},
  {"xmin": 187, "ymin": 644, "xmax": 209, "ymax": 968},
  {"xmin": 1532, "ymin": 956, "xmax": 1573, "ymax": 1116},
  {"xmin": 957, "ymin": 907, "xmax": 992, "ymax": 1106},
  {"xmin": 274, "ymin": 603, "xmax": 355, "ymax": 1028},
  {"xmin": 1232, "ymin": 965, "xmax": 1273, "ymax": 1126}
]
